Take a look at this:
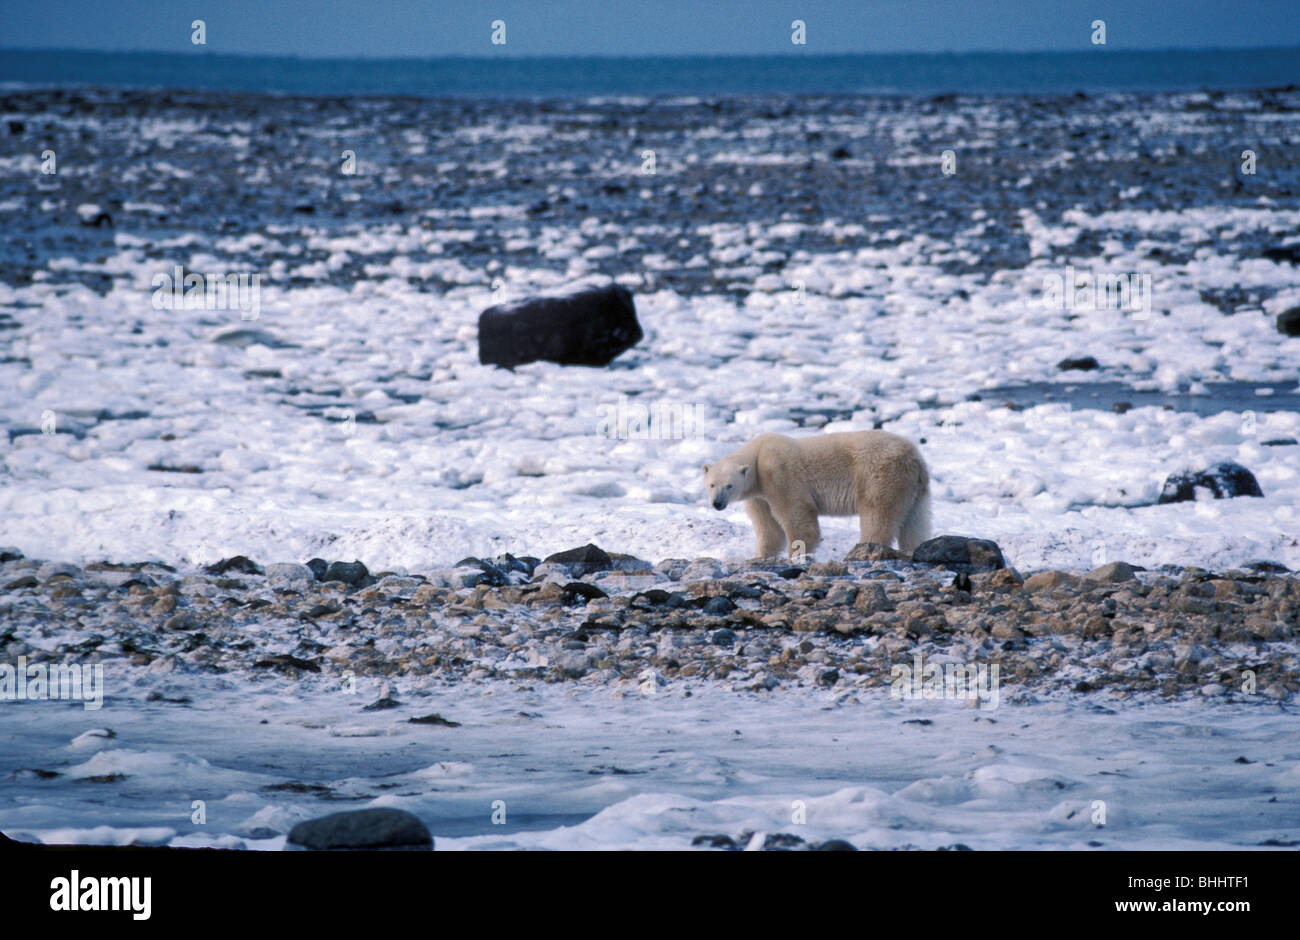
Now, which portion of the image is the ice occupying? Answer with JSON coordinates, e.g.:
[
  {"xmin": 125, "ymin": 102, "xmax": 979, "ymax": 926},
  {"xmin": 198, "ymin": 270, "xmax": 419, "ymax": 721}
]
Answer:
[{"xmin": 4, "ymin": 681, "xmax": 1296, "ymax": 850}]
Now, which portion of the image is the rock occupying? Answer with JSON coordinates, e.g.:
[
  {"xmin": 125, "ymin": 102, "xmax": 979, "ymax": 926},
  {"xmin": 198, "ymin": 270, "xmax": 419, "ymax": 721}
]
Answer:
[
  {"xmin": 322, "ymin": 560, "xmax": 369, "ymax": 585},
  {"xmin": 823, "ymin": 583, "xmax": 858, "ymax": 606},
  {"xmin": 853, "ymin": 582, "xmax": 893, "ymax": 614},
  {"xmin": 1262, "ymin": 438, "xmax": 1297, "ymax": 447},
  {"xmin": 265, "ymin": 562, "xmax": 314, "ymax": 585},
  {"xmin": 491, "ymin": 553, "xmax": 538, "ymax": 576},
  {"xmin": 478, "ymin": 285, "xmax": 643, "ymax": 369},
  {"xmin": 1157, "ymin": 462, "xmax": 1263, "ymax": 503},
  {"xmin": 762, "ymin": 832, "xmax": 808, "ymax": 851},
  {"xmin": 692, "ymin": 834, "xmax": 739, "ymax": 850},
  {"xmin": 1245, "ymin": 560, "xmax": 1289, "ymax": 574},
  {"xmin": 912, "ymin": 536, "xmax": 1006, "ymax": 573},
  {"xmin": 287, "ymin": 808, "xmax": 432, "ymax": 850},
  {"xmin": 554, "ymin": 650, "xmax": 591, "ymax": 678},
  {"xmin": 702, "ymin": 596, "xmax": 735, "ymax": 616},
  {"xmin": 1262, "ymin": 243, "xmax": 1300, "ymax": 265},
  {"xmin": 711, "ymin": 628, "xmax": 737, "ymax": 647},
  {"xmin": 1081, "ymin": 561, "xmax": 1133, "ymax": 585},
  {"xmin": 205, "ymin": 555, "xmax": 263, "ymax": 576},
  {"xmin": 1083, "ymin": 561, "xmax": 1137, "ymax": 583},
  {"xmin": 830, "ymin": 145, "xmax": 852, "ymax": 160},
  {"xmin": 304, "ymin": 558, "xmax": 329, "ymax": 580},
  {"xmin": 988, "ymin": 568, "xmax": 1024, "ymax": 590},
  {"xmin": 845, "ymin": 541, "xmax": 909, "ymax": 562},
  {"xmin": 808, "ymin": 561, "xmax": 847, "ymax": 577},
  {"xmin": 0, "ymin": 548, "xmax": 23, "ymax": 562},
  {"xmin": 210, "ymin": 328, "xmax": 291, "ymax": 349},
  {"xmin": 563, "ymin": 581, "xmax": 607, "ymax": 603},
  {"xmin": 4, "ymin": 575, "xmax": 37, "ymax": 590},
  {"xmin": 1277, "ymin": 307, "xmax": 1300, "ymax": 336},
  {"xmin": 542, "ymin": 544, "xmax": 612, "ymax": 576},
  {"xmin": 1023, "ymin": 570, "xmax": 1080, "ymax": 592},
  {"xmin": 76, "ymin": 204, "xmax": 112, "ymax": 227},
  {"xmin": 815, "ymin": 839, "xmax": 857, "ymax": 851},
  {"xmin": 1056, "ymin": 356, "xmax": 1100, "ymax": 371},
  {"xmin": 455, "ymin": 557, "xmax": 510, "ymax": 586}
]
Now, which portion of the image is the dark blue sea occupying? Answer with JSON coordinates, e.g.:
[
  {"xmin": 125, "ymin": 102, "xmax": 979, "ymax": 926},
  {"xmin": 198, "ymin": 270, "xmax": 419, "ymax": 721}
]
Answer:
[{"xmin": 1, "ymin": 47, "xmax": 1297, "ymax": 97}]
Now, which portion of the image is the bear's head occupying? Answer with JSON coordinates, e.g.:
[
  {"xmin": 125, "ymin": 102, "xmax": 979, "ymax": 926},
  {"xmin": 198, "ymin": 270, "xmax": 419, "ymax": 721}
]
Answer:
[{"xmin": 701, "ymin": 458, "xmax": 751, "ymax": 511}]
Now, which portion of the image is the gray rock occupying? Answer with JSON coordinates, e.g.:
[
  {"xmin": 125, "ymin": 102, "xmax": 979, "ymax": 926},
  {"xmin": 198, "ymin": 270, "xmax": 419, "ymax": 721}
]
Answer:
[
  {"xmin": 555, "ymin": 650, "xmax": 591, "ymax": 678},
  {"xmin": 815, "ymin": 839, "xmax": 858, "ymax": 851},
  {"xmin": 287, "ymin": 808, "xmax": 432, "ymax": 850},
  {"xmin": 1277, "ymin": 307, "xmax": 1300, "ymax": 337},
  {"xmin": 205, "ymin": 555, "xmax": 263, "ymax": 576},
  {"xmin": 912, "ymin": 536, "xmax": 1006, "ymax": 573},
  {"xmin": 845, "ymin": 541, "xmax": 909, "ymax": 562},
  {"xmin": 211, "ymin": 328, "xmax": 292, "ymax": 349},
  {"xmin": 542, "ymin": 543, "xmax": 612, "ymax": 576},
  {"xmin": 702, "ymin": 596, "xmax": 735, "ymax": 616},
  {"xmin": 322, "ymin": 560, "xmax": 369, "ymax": 585},
  {"xmin": 1158, "ymin": 462, "xmax": 1263, "ymax": 503},
  {"xmin": 1083, "ymin": 561, "xmax": 1137, "ymax": 583},
  {"xmin": 265, "ymin": 563, "xmax": 314, "ymax": 586}
]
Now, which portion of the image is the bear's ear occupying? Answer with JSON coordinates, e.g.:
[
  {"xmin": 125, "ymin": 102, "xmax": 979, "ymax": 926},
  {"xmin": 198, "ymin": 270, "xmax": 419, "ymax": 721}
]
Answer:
[{"xmin": 701, "ymin": 463, "xmax": 710, "ymax": 474}]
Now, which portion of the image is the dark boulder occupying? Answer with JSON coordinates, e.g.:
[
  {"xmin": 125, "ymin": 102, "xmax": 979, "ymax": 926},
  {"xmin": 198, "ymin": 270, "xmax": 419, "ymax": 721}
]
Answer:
[
  {"xmin": 1158, "ymin": 462, "xmax": 1263, "ymax": 504},
  {"xmin": 542, "ymin": 543, "xmax": 612, "ymax": 576},
  {"xmin": 205, "ymin": 555, "xmax": 263, "ymax": 576},
  {"xmin": 912, "ymin": 536, "xmax": 1006, "ymax": 573},
  {"xmin": 287, "ymin": 808, "xmax": 432, "ymax": 850},
  {"xmin": 322, "ymin": 560, "xmax": 369, "ymax": 585},
  {"xmin": 1262, "ymin": 243, "xmax": 1300, "ymax": 265},
  {"xmin": 702, "ymin": 596, "xmax": 735, "ymax": 616},
  {"xmin": 478, "ymin": 285, "xmax": 643, "ymax": 369},
  {"xmin": 1056, "ymin": 356, "xmax": 1100, "ymax": 371},
  {"xmin": 1277, "ymin": 307, "xmax": 1300, "ymax": 336}
]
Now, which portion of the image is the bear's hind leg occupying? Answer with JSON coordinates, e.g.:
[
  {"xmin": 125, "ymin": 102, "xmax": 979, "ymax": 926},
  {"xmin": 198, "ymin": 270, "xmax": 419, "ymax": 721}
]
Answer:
[
  {"xmin": 745, "ymin": 499, "xmax": 787, "ymax": 558},
  {"xmin": 857, "ymin": 486, "xmax": 909, "ymax": 549}
]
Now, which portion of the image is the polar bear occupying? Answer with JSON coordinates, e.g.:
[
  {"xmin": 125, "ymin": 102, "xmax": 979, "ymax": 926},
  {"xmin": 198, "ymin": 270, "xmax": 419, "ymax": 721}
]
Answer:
[{"xmin": 702, "ymin": 430, "xmax": 930, "ymax": 559}]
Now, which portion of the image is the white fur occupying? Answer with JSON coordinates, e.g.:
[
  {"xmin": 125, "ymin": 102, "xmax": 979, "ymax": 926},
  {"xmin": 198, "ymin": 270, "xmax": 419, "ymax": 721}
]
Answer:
[{"xmin": 703, "ymin": 430, "xmax": 931, "ymax": 559}]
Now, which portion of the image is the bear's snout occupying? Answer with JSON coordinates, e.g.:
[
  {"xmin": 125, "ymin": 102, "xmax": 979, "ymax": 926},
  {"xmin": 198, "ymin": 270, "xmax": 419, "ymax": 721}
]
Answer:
[{"xmin": 712, "ymin": 498, "xmax": 725, "ymax": 510}]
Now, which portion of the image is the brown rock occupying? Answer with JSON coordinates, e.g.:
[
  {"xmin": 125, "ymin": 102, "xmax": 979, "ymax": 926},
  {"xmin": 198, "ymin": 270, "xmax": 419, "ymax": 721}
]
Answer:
[
  {"xmin": 989, "ymin": 568, "xmax": 1025, "ymax": 591},
  {"xmin": 1083, "ymin": 561, "xmax": 1137, "ymax": 583},
  {"xmin": 853, "ymin": 583, "xmax": 893, "ymax": 614},
  {"xmin": 807, "ymin": 561, "xmax": 847, "ymax": 577},
  {"xmin": 1023, "ymin": 570, "xmax": 1080, "ymax": 592},
  {"xmin": 845, "ymin": 542, "xmax": 909, "ymax": 562}
]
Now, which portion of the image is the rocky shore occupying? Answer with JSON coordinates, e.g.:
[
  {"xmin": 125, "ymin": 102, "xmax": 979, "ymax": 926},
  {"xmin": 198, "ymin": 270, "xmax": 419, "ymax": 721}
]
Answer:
[{"xmin": 3, "ymin": 538, "xmax": 1297, "ymax": 704}]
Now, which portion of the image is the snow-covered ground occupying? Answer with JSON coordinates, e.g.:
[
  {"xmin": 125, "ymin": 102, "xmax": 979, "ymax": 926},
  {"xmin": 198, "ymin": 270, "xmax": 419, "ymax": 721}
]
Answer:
[
  {"xmin": 1, "ymin": 206, "xmax": 1298, "ymax": 573},
  {"xmin": 3, "ymin": 677, "xmax": 1298, "ymax": 850}
]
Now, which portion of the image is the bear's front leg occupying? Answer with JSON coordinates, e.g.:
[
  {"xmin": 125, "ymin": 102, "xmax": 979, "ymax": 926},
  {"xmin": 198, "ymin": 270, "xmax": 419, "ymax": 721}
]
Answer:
[
  {"xmin": 745, "ymin": 498, "xmax": 787, "ymax": 558},
  {"xmin": 775, "ymin": 505, "xmax": 821, "ymax": 560}
]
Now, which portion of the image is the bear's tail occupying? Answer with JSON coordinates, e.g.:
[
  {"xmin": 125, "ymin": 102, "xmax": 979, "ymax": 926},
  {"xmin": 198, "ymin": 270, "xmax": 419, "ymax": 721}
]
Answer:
[{"xmin": 898, "ymin": 484, "xmax": 931, "ymax": 555}]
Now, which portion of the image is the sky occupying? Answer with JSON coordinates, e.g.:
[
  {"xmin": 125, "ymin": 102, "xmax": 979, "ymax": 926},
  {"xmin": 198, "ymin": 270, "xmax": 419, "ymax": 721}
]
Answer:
[{"xmin": 1, "ymin": 0, "xmax": 1298, "ymax": 57}]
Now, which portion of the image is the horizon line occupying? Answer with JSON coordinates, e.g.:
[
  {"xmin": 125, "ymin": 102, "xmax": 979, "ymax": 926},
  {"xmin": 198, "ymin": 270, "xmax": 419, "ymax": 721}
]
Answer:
[{"xmin": 3, "ymin": 44, "xmax": 1299, "ymax": 63}]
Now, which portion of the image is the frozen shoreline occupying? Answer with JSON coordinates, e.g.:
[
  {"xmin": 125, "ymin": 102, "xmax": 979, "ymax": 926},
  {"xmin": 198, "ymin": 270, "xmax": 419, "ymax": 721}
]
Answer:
[{"xmin": 3, "ymin": 676, "xmax": 1298, "ymax": 851}]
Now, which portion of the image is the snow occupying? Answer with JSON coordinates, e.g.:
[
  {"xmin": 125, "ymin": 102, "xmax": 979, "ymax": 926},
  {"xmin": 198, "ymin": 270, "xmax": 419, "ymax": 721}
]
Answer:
[
  {"xmin": 2, "ymin": 678, "xmax": 1296, "ymax": 850},
  {"xmin": 0, "ymin": 200, "xmax": 1297, "ymax": 575}
]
